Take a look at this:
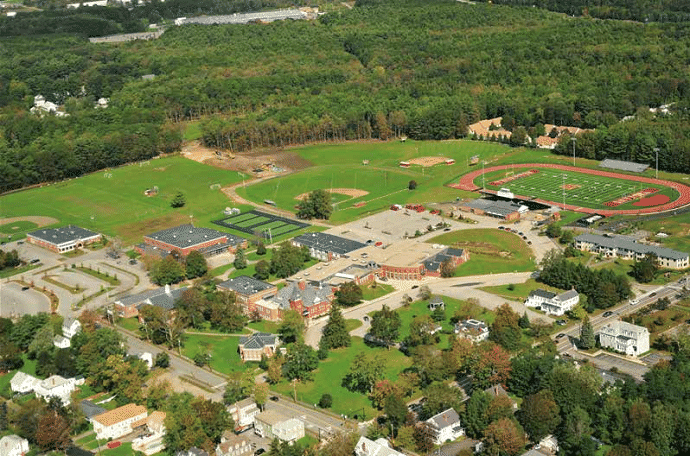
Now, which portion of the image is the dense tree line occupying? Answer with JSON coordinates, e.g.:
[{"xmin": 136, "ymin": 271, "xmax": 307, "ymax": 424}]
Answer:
[
  {"xmin": 539, "ymin": 250, "xmax": 631, "ymax": 310},
  {"xmin": 472, "ymin": 0, "xmax": 690, "ymax": 23},
  {"xmin": 3, "ymin": 0, "xmax": 690, "ymax": 193}
]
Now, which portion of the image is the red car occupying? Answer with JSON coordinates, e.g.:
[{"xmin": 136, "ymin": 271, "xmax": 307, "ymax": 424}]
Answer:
[{"xmin": 107, "ymin": 441, "xmax": 122, "ymax": 449}]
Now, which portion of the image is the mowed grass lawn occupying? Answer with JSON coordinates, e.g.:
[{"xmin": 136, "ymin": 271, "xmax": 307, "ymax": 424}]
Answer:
[
  {"xmin": 181, "ymin": 334, "xmax": 256, "ymax": 375},
  {"xmin": 428, "ymin": 228, "xmax": 536, "ymax": 276},
  {"xmin": 273, "ymin": 337, "xmax": 412, "ymax": 418},
  {"xmin": 480, "ymin": 278, "xmax": 566, "ymax": 302},
  {"xmin": 238, "ymin": 140, "xmax": 512, "ymax": 223},
  {"xmin": 478, "ymin": 167, "xmax": 680, "ymax": 211},
  {"xmin": 0, "ymin": 156, "xmax": 247, "ymax": 245}
]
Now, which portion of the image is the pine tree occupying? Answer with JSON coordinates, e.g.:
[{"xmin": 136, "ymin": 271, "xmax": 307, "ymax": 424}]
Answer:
[
  {"xmin": 233, "ymin": 248, "xmax": 247, "ymax": 270},
  {"xmin": 580, "ymin": 314, "xmax": 596, "ymax": 349},
  {"xmin": 518, "ymin": 312, "xmax": 531, "ymax": 329},
  {"xmin": 320, "ymin": 305, "xmax": 351, "ymax": 349}
]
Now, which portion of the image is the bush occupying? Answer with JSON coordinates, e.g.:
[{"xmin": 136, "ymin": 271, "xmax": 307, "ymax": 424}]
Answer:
[
  {"xmin": 155, "ymin": 352, "xmax": 170, "ymax": 368},
  {"xmin": 318, "ymin": 393, "xmax": 333, "ymax": 408}
]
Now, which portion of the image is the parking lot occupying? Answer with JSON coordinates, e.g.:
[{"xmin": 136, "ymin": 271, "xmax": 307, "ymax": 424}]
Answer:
[{"xmin": 0, "ymin": 281, "xmax": 50, "ymax": 317}]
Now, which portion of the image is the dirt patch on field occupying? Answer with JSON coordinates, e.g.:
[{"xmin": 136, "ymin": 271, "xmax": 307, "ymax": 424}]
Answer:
[
  {"xmin": 0, "ymin": 216, "xmax": 59, "ymax": 228},
  {"xmin": 294, "ymin": 188, "xmax": 369, "ymax": 200},
  {"xmin": 633, "ymin": 194, "xmax": 671, "ymax": 207},
  {"xmin": 561, "ymin": 184, "xmax": 581, "ymax": 190},
  {"xmin": 181, "ymin": 140, "xmax": 313, "ymax": 176},
  {"xmin": 408, "ymin": 156, "xmax": 450, "ymax": 167}
]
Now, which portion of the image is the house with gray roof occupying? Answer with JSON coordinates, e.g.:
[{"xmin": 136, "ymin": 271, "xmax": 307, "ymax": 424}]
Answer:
[
  {"xmin": 113, "ymin": 284, "xmax": 187, "ymax": 318},
  {"xmin": 525, "ymin": 289, "xmax": 580, "ymax": 316},
  {"xmin": 575, "ymin": 233, "xmax": 689, "ymax": 269},
  {"xmin": 238, "ymin": 333, "xmax": 280, "ymax": 362},
  {"xmin": 598, "ymin": 321, "xmax": 649, "ymax": 356},
  {"xmin": 27, "ymin": 225, "xmax": 101, "ymax": 253},
  {"xmin": 292, "ymin": 232, "xmax": 366, "ymax": 261},
  {"xmin": 426, "ymin": 408, "xmax": 464, "ymax": 445},
  {"xmin": 454, "ymin": 319, "xmax": 490, "ymax": 343},
  {"xmin": 81, "ymin": 400, "xmax": 107, "ymax": 422},
  {"xmin": 137, "ymin": 224, "xmax": 247, "ymax": 258}
]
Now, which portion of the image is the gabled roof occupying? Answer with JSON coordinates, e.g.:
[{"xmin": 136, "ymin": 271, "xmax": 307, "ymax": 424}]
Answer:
[
  {"xmin": 575, "ymin": 233, "xmax": 688, "ymax": 260},
  {"xmin": 528, "ymin": 289, "xmax": 556, "ymax": 300},
  {"xmin": 145, "ymin": 287, "xmax": 187, "ymax": 310},
  {"xmin": 116, "ymin": 287, "xmax": 169, "ymax": 307},
  {"xmin": 272, "ymin": 282, "xmax": 332, "ymax": 309},
  {"xmin": 355, "ymin": 436, "xmax": 405, "ymax": 456},
  {"xmin": 422, "ymin": 248, "xmax": 464, "ymax": 273},
  {"xmin": 10, "ymin": 371, "xmax": 38, "ymax": 388},
  {"xmin": 427, "ymin": 408, "xmax": 460, "ymax": 430},
  {"xmin": 92, "ymin": 403, "xmax": 147, "ymax": 427},
  {"xmin": 218, "ymin": 276, "xmax": 275, "ymax": 296},
  {"xmin": 238, "ymin": 333, "xmax": 278, "ymax": 350},
  {"xmin": 81, "ymin": 400, "xmax": 107, "ymax": 419}
]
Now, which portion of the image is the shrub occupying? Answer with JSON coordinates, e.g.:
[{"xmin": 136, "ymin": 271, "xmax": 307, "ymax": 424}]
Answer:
[{"xmin": 318, "ymin": 393, "xmax": 333, "ymax": 408}]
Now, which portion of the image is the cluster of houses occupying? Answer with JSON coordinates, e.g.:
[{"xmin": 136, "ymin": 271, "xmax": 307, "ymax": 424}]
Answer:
[
  {"xmin": 467, "ymin": 117, "xmax": 590, "ymax": 149},
  {"xmin": 10, "ymin": 372, "xmax": 84, "ymax": 406},
  {"xmin": 574, "ymin": 233, "xmax": 689, "ymax": 270}
]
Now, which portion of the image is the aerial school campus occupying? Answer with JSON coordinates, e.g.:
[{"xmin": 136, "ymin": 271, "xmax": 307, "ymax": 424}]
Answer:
[{"xmin": 2, "ymin": 123, "xmax": 690, "ymax": 456}]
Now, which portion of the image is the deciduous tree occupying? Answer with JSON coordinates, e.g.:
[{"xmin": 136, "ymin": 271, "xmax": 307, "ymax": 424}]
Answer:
[
  {"xmin": 370, "ymin": 305, "xmax": 401, "ymax": 348},
  {"xmin": 279, "ymin": 309, "xmax": 305, "ymax": 344},
  {"xmin": 490, "ymin": 303, "xmax": 522, "ymax": 351},
  {"xmin": 296, "ymin": 189, "xmax": 332, "ymax": 220},
  {"xmin": 483, "ymin": 418, "xmax": 526, "ymax": 456},
  {"xmin": 517, "ymin": 389, "xmax": 560, "ymax": 442},
  {"xmin": 283, "ymin": 342, "xmax": 319, "ymax": 381},
  {"xmin": 335, "ymin": 281, "xmax": 363, "ymax": 307},
  {"xmin": 185, "ymin": 250, "xmax": 208, "ymax": 279}
]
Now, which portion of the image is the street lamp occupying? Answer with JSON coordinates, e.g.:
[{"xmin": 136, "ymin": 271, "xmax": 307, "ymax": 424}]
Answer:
[
  {"xmin": 654, "ymin": 147, "xmax": 660, "ymax": 179},
  {"xmin": 571, "ymin": 137, "xmax": 577, "ymax": 166}
]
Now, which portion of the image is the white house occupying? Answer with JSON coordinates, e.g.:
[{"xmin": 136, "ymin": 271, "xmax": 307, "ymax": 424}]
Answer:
[
  {"xmin": 62, "ymin": 317, "xmax": 82, "ymax": 339},
  {"xmin": 132, "ymin": 411, "xmax": 167, "ymax": 455},
  {"xmin": 254, "ymin": 410, "xmax": 304, "ymax": 443},
  {"xmin": 227, "ymin": 398, "xmax": 260, "ymax": 430},
  {"xmin": 426, "ymin": 408, "xmax": 464, "ymax": 445},
  {"xmin": 92, "ymin": 403, "xmax": 148, "ymax": 440},
  {"xmin": 53, "ymin": 335, "xmax": 71, "ymax": 349},
  {"xmin": 0, "ymin": 435, "xmax": 29, "ymax": 456},
  {"xmin": 137, "ymin": 352, "xmax": 154, "ymax": 369},
  {"xmin": 598, "ymin": 321, "xmax": 650, "ymax": 356},
  {"xmin": 525, "ymin": 289, "xmax": 579, "ymax": 316},
  {"xmin": 10, "ymin": 372, "xmax": 39, "ymax": 394},
  {"xmin": 454, "ymin": 319, "xmax": 490, "ymax": 343},
  {"xmin": 34, "ymin": 375, "xmax": 80, "ymax": 406},
  {"xmin": 354, "ymin": 436, "xmax": 405, "ymax": 456},
  {"xmin": 216, "ymin": 434, "xmax": 252, "ymax": 456}
]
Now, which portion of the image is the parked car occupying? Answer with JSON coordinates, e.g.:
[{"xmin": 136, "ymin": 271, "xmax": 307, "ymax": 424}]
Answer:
[
  {"xmin": 498, "ymin": 226, "xmax": 505, "ymax": 230},
  {"xmin": 556, "ymin": 333, "xmax": 567, "ymax": 339},
  {"xmin": 255, "ymin": 449, "xmax": 266, "ymax": 456},
  {"xmin": 556, "ymin": 319, "xmax": 567, "ymax": 326},
  {"xmin": 30, "ymin": 258, "xmax": 40, "ymax": 264},
  {"xmin": 603, "ymin": 311, "xmax": 614, "ymax": 317}
]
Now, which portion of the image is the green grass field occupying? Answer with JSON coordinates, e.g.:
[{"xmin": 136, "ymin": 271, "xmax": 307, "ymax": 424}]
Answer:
[
  {"xmin": 478, "ymin": 167, "xmax": 680, "ymax": 211},
  {"xmin": 479, "ymin": 279, "xmax": 565, "ymax": 302},
  {"xmin": 0, "ymin": 156, "xmax": 247, "ymax": 245},
  {"xmin": 0, "ymin": 220, "xmax": 37, "ymax": 235},
  {"xmin": 181, "ymin": 334, "xmax": 257, "ymax": 374},
  {"xmin": 272, "ymin": 337, "xmax": 412, "ymax": 419},
  {"xmin": 427, "ymin": 228, "xmax": 536, "ymax": 275},
  {"xmin": 361, "ymin": 282, "xmax": 395, "ymax": 301},
  {"xmin": 237, "ymin": 140, "xmax": 512, "ymax": 223}
]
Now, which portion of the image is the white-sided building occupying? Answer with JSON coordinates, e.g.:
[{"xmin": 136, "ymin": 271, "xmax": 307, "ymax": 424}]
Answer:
[
  {"xmin": 0, "ymin": 435, "xmax": 29, "ymax": 456},
  {"xmin": 598, "ymin": 321, "xmax": 650, "ymax": 356},
  {"xmin": 525, "ymin": 289, "xmax": 579, "ymax": 316},
  {"xmin": 254, "ymin": 410, "xmax": 304, "ymax": 443},
  {"xmin": 132, "ymin": 411, "xmax": 167, "ymax": 456},
  {"xmin": 62, "ymin": 317, "xmax": 82, "ymax": 339},
  {"xmin": 426, "ymin": 408, "xmax": 464, "ymax": 445},
  {"xmin": 92, "ymin": 403, "xmax": 148, "ymax": 440},
  {"xmin": 227, "ymin": 398, "xmax": 260, "ymax": 430},
  {"xmin": 34, "ymin": 375, "xmax": 80, "ymax": 406},
  {"xmin": 10, "ymin": 372, "xmax": 39, "ymax": 394},
  {"xmin": 454, "ymin": 319, "xmax": 490, "ymax": 343},
  {"xmin": 575, "ymin": 233, "xmax": 689, "ymax": 270},
  {"xmin": 355, "ymin": 436, "xmax": 405, "ymax": 456}
]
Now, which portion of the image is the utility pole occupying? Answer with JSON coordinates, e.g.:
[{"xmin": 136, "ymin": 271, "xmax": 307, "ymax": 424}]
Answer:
[
  {"xmin": 572, "ymin": 137, "xmax": 577, "ymax": 166},
  {"xmin": 654, "ymin": 147, "xmax": 659, "ymax": 179}
]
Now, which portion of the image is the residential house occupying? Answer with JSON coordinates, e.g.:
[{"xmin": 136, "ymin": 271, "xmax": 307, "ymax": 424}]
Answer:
[
  {"xmin": 137, "ymin": 352, "xmax": 154, "ymax": 369},
  {"xmin": 62, "ymin": 317, "xmax": 82, "ymax": 338},
  {"xmin": 524, "ymin": 289, "xmax": 580, "ymax": 316},
  {"xmin": 176, "ymin": 449, "xmax": 210, "ymax": 456},
  {"xmin": 34, "ymin": 375, "xmax": 80, "ymax": 406},
  {"xmin": 254, "ymin": 410, "xmax": 304, "ymax": 443},
  {"xmin": 238, "ymin": 333, "xmax": 280, "ymax": 362},
  {"xmin": 454, "ymin": 319, "xmax": 490, "ymax": 343},
  {"xmin": 112, "ymin": 284, "xmax": 188, "ymax": 319},
  {"xmin": 428, "ymin": 296, "xmax": 444, "ymax": 310},
  {"xmin": 27, "ymin": 225, "xmax": 101, "ymax": 253},
  {"xmin": 598, "ymin": 321, "xmax": 650, "ymax": 356},
  {"xmin": 485, "ymin": 385, "xmax": 518, "ymax": 410},
  {"xmin": 426, "ymin": 408, "xmax": 464, "ymax": 445},
  {"xmin": 9, "ymin": 372, "xmax": 38, "ymax": 394},
  {"xmin": 216, "ymin": 434, "xmax": 252, "ymax": 456},
  {"xmin": 354, "ymin": 436, "xmax": 405, "ymax": 456},
  {"xmin": 53, "ymin": 335, "xmax": 71, "ymax": 349},
  {"xmin": 92, "ymin": 403, "xmax": 148, "ymax": 440},
  {"xmin": 467, "ymin": 117, "xmax": 513, "ymax": 141},
  {"xmin": 132, "ymin": 411, "xmax": 167, "ymax": 456},
  {"xmin": 574, "ymin": 233, "xmax": 689, "ymax": 270},
  {"xmin": 0, "ymin": 435, "xmax": 29, "ymax": 456},
  {"xmin": 227, "ymin": 398, "xmax": 260, "ymax": 429},
  {"xmin": 291, "ymin": 232, "xmax": 366, "ymax": 261}
]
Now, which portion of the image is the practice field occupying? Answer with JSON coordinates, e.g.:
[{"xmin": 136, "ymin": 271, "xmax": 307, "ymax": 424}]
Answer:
[
  {"xmin": 453, "ymin": 163, "xmax": 690, "ymax": 216},
  {"xmin": 212, "ymin": 209, "xmax": 309, "ymax": 239},
  {"xmin": 0, "ymin": 156, "xmax": 247, "ymax": 245}
]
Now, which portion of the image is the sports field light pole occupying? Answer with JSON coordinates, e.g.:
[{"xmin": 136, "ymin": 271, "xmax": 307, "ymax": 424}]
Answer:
[
  {"xmin": 654, "ymin": 147, "xmax": 659, "ymax": 179},
  {"xmin": 562, "ymin": 174, "xmax": 566, "ymax": 209},
  {"xmin": 571, "ymin": 137, "xmax": 577, "ymax": 166}
]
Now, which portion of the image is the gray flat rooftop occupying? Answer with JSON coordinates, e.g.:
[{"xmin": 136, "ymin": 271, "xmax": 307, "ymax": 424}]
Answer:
[
  {"xmin": 463, "ymin": 199, "xmax": 521, "ymax": 217},
  {"xmin": 293, "ymin": 232, "xmax": 366, "ymax": 255},
  {"xmin": 28, "ymin": 225, "xmax": 99, "ymax": 246},
  {"xmin": 144, "ymin": 224, "xmax": 241, "ymax": 250},
  {"xmin": 218, "ymin": 276, "xmax": 275, "ymax": 296},
  {"xmin": 576, "ymin": 233, "xmax": 688, "ymax": 260}
]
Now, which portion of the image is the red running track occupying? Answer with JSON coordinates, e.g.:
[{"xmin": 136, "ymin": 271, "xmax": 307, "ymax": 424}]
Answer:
[{"xmin": 449, "ymin": 163, "xmax": 690, "ymax": 216}]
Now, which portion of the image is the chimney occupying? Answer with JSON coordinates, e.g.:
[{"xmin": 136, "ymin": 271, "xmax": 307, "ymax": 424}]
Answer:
[
  {"xmin": 298, "ymin": 281, "xmax": 306, "ymax": 291},
  {"xmin": 165, "ymin": 284, "xmax": 171, "ymax": 295}
]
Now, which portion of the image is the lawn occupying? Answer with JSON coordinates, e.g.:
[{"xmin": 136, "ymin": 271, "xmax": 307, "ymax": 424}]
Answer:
[
  {"xmin": 248, "ymin": 320, "xmax": 280, "ymax": 333},
  {"xmin": 272, "ymin": 337, "xmax": 412, "ymax": 419},
  {"xmin": 475, "ymin": 167, "xmax": 680, "ymax": 211},
  {"xmin": 638, "ymin": 210, "xmax": 690, "ymax": 253},
  {"xmin": 361, "ymin": 282, "xmax": 395, "ymax": 301},
  {"xmin": 117, "ymin": 317, "xmax": 141, "ymax": 334},
  {"xmin": 0, "ymin": 263, "xmax": 40, "ymax": 279},
  {"xmin": 0, "ymin": 220, "xmax": 37, "ymax": 239},
  {"xmin": 237, "ymin": 140, "xmax": 512, "ymax": 224},
  {"xmin": 181, "ymin": 334, "xmax": 256, "ymax": 374},
  {"xmin": 480, "ymin": 279, "xmax": 566, "ymax": 302},
  {"xmin": 0, "ymin": 156, "xmax": 246, "ymax": 245},
  {"xmin": 427, "ymin": 228, "xmax": 536, "ymax": 276}
]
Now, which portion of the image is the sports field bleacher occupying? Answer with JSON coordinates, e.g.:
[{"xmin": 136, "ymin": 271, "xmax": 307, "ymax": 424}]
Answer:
[{"xmin": 599, "ymin": 159, "xmax": 649, "ymax": 173}]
